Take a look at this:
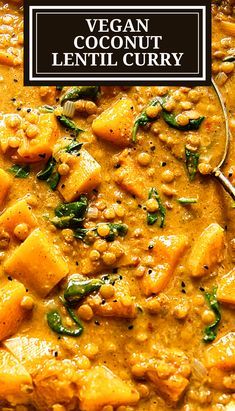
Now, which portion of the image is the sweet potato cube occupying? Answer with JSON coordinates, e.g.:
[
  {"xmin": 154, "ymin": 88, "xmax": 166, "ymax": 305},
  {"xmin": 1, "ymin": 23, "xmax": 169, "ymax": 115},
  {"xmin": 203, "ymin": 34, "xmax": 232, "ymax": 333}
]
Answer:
[
  {"xmin": 0, "ymin": 280, "xmax": 27, "ymax": 341},
  {"xmin": 92, "ymin": 98, "xmax": 134, "ymax": 147},
  {"xmin": 58, "ymin": 149, "xmax": 101, "ymax": 202},
  {"xmin": 0, "ymin": 168, "xmax": 12, "ymax": 206},
  {"xmin": 0, "ymin": 349, "xmax": 32, "ymax": 404},
  {"xmin": 18, "ymin": 113, "xmax": 59, "ymax": 162},
  {"xmin": 79, "ymin": 365, "xmax": 139, "ymax": 411},
  {"xmin": 187, "ymin": 223, "xmax": 224, "ymax": 277},
  {"xmin": 205, "ymin": 332, "xmax": 235, "ymax": 370},
  {"xmin": 114, "ymin": 150, "xmax": 146, "ymax": 198},
  {"xmin": 4, "ymin": 228, "xmax": 69, "ymax": 297},
  {"xmin": 141, "ymin": 235, "xmax": 188, "ymax": 296},
  {"xmin": 0, "ymin": 199, "xmax": 37, "ymax": 235},
  {"xmin": 217, "ymin": 268, "xmax": 235, "ymax": 305}
]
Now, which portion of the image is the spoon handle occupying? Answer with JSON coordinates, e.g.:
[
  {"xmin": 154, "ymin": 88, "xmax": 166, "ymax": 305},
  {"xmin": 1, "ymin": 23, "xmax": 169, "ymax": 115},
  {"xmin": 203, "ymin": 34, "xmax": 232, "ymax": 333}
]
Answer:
[{"xmin": 213, "ymin": 168, "xmax": 235, "ymax": 202}]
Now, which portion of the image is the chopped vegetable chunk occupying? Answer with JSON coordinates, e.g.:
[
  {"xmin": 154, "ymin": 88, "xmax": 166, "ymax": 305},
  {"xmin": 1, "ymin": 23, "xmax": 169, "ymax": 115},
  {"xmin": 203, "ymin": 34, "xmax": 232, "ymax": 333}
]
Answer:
[
  {"xmin": 141, "ymin": 235, "xmax": 188, "ymax": 296},
  {"xmin": 58, "ymin": 149, "xmax": 101, "ymax": 202},
  {"xmin": 187, "ymin": 223, "xmax": 225, "ymax": 277},
  {"xmin": 92, "ymin": 98, "xmax": 134, "ymax": 146},
  {"xmin": 217, "ymin": 268, "xmax": 235, "ymax": 305},
  {"xmin": 79, "ymin": 365, "xmax": 139, "ymax": 411},
  {"xmin": 18, "ymin": 113, "xmax": 59, "ymax": 162},
  {"xmin": 0, "ymin": 199, "xmax": 37, "ymax": 235},
  {"xmin": 4, "ymin": 228, "xmax": 69, "ymax": 297},
  {"xmin": 0, "ymin": 280, "xmax": 27, "ymax": 341},
  {"xmin": 205, "ymin": 332, "xmax": 235, "ymax": 370},
  {"xmin": 0, "ymin": 168, "xmax": 12, "ymax": 206},
  {"xmin": 0, "ymin": 349, "xmax": 32, "ymax": 405}
]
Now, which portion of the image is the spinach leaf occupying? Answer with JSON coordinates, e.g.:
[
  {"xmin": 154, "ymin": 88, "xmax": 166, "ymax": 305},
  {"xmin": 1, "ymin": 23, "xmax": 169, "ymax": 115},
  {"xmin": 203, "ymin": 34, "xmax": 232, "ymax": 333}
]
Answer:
[
  {"xmin": 55, "ymin": 196, "xmax": 88, "ymax": 218},
  {"xmin": 8, "ymin": 164, "xmax": 30, "ymax": 178},
  {"xmin": 61, "ymin": 86, "xmax": 100, "ymax": 104},
  {"xmin": 132, "ymin": 97, "xmax": 162, "ymax": 143},
  {"xmin": 64, "ymin": 274, "xmax": 121, "ymax": 304},
  {"xmin": 37, "ymin": 157, "xmax": 60, "ymax": 191},
  {"xmin": 51, "ymin": 196, "xmax": 88, "ymax": 229},
  {"xmin": 74, "ymin": 223, "xmax": 128, "ymax": 242},
  {"xmin": 223, "ymin": 55, "xmax": 235, "ymax": 62},
  {"xmin": 57, "ymin": 115, "xmax": 84, "ymax": 136},
  {"xmin": 203, "ymin": 287, "xmax": 221, "ymax": 343},
  {"xmin": 162, "ymin": 111, "xmax": 205, "ymax": 131},
  {"xmin": 185, "ymin": 147, "xmax": 200, "ymax": 181},
  {"xmin": 64, "ymin": 275, "xmax": 104, "ymax": 304},
  {"xmin": 48, "ymin": 172, "xmax": 60, "ymax": 191},
  {"xmin": 47, "ymin": 309, "xmax": 83, "ymax": 337},
  {"xmin": 147, "ymin": 188, "xmax": 166, "ymax": 228},
  {"xmin": 37, "ymin": 157, "xmax": 56, "ymax": 181},
  {"xmin": 177, "ymin": 197, "xmax": 198, "ymax": 204},
  {"xmin": 39, "ymin": 105, "xmax": 54, "ymax": 113},
  {"xmin": 105, "ymin": 223, "xmax": 128, "ymax": 242},
  {"xmin": 65, "ymin": 140, "xmax": 83, "ymax": 156}
]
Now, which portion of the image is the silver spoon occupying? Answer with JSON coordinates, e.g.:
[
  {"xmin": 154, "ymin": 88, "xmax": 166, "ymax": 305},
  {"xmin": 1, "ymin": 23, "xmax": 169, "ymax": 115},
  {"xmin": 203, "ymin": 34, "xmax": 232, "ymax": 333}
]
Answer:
[{"xmin": 211, "ymin": 78, "xmax": 235, "ymax": 201}]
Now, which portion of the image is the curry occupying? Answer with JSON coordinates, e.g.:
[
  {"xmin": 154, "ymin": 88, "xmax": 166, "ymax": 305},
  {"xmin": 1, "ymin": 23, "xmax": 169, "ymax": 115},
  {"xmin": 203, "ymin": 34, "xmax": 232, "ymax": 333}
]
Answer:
[{"xmin": 0, "ymin": 1, "xmax": 234, "ymax": 410}]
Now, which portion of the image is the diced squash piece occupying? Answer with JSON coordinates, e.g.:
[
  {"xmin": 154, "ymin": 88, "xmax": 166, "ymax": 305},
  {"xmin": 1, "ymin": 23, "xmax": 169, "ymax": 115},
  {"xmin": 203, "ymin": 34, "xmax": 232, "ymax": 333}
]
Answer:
[
  {"xmin": 0, "ymin": 50, "xmax": 21, "ymax": 66},
  {"xmin": 0, "ymin": 280, "xmax": 27, "ymax": 341},
  {"xmin": 217, "ymin": 268, "xmax": 235, "ymax": 305},
  {"xmin": 79, "ymin": 365, "xmax": 139, "ymax": 411},
  {"xmin": 92, "ymin": 98, "xmax": 134, "ymax": 147},
  {"xmin": 187, "ymin": 223, "xmax": 224, "ymax": 277},
  {"xmin": 146, "ymin": 350, "xmax": 190, "ymax": 403},
  {"xmin": 4, "ymin": 228, "xmax": 69, "ymax": 297},
  {"xmin": 141, "ymin": 235, "xmax": 188, "ymax": 296},
  {"xmin": 58, "ymin": 149, "xmax": 101, "ymax": 202},
  {"xmin": 114, "ymin": 150, "xmax": 146, "ymax": 198},
  {"xmin": 0, "ymin": 349, "xmax": 32, "ymax": 404},
  {"xmin": 221, "ymin": 21, "xmax": 235, "ymax": 36},
  {"xmin": 205, "ymin": 332, "xmax": 235, "ymax": 370},
  {"xmin": 33, "ymin": 359, "xmax": 80, "ymax": 409},
  {"xmin": 0, "ymin": 199, "xmax": 37, "ymax": 235},
  {"xmin": 87, "ymin": 279, "xmax": 136, "ymax": 318},
  {"xmin": 5, "ymin": 336, "xmax": 61, "ymax": 374},
  {"xmin": 17, "ymin": 113, "xmax": 59, "ymax": 162},
  {"xmin": 0, "ymin": 168, "xmax": 12, "ymax": 206}
]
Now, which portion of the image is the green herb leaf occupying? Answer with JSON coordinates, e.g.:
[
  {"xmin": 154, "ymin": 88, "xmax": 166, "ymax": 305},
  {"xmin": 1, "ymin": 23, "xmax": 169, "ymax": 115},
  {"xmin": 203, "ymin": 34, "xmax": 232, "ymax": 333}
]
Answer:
[
  {"xmin": 47, "ymin": 171, "xmax": 60, "ymax": 191},
  {"xmin": 132, "ymin": 97, "xmax": 162, "ymax": 143},
  {"xmin": 223, "ymin": 55, "xmax": 235, "ymax": 62},
  {"xmin": 65, "ymin": 140, "xmax": 83, "ymax": 156},
  {"xmin": 203, "ymin": 287, "xmax": 221, "ymax": 343},
  {"xmin": 37, "ymin": 157, "xmax": 60, "ymax": 191},
  {"xmin": 185, "ymin": 147, "xmax": 200, "ymax": 181},
  {"xmin": 74, "ymin": 223, "xmax": 128, "ymax": 242},
  {"xmin": 177, "ymin": 197, "xmax": 198, "ymax": 204},
  {"xmin": 64, "ymin": 275, "xmax": 104, "ymax": 304},
  {"xmin": 55, "ymin": 196, "xmax": 88, "ymax": 218},
  {"xmin": 47, "ymin": 309, "xmax": 83, "ymax": 337},
  {"xmin": 57, "ymin": 115, "xmax": 84, "ymax": 136},
  {"xmin": 39, "ymin": 105, "xmax": 54, "ymax": 113},
  {"xmin": 162, "ymin": 111, "xmax": 205, "ymax": 131},
  {"xmin": 8, "ymin": 164, "xmax": 30, "ymax": 178},
  {"xmin": 51, "ymin": 196, "xmax": 88, "ymax": 229},
  {"xmin": 37, "ymin": 157, "xmax": 56, "ymax": 181},
  {"xmin": 147, "ymin": 188, "xmax": 166, "ymax": 228},
  {"xmin": 105, "ymin": 223, "xmax": 128, "ymax": 242},
  {"xmin": 61, "ymin": 86, "xmax": 100, "ymax": 104},
  {"xmin": 64, "ymin": 274, "xmax": 121, "ymax": 304}
]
